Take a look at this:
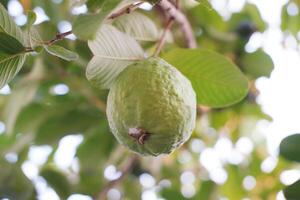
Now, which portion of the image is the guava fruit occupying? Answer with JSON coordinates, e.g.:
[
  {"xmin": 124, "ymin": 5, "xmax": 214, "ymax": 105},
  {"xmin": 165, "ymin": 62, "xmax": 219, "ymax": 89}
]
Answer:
[{"xmin": 106, "ymin": 57, "xmax": 196, "ymax": 156}]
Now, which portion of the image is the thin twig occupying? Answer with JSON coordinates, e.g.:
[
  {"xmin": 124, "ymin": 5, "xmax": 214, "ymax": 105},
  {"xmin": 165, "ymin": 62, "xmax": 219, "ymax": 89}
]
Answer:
[
  {"xmin": 96, "ymin": 155, "xmax": 139, "ymax": 200},
  {"xmin": 154, "ymin": 0, "xmax": 179, "ymax": 56},
  {"xmin": 108, "ymin": 2, "xmax": 144, "ymax": 20},
  {"xmin": 154, "ymin": 18, "xmax": 174, "ymax": 56},
  {"xmin": 158, "ymin": 0, "xmax": 197, "ymax": 48},
  {"xmin": 44, "ymin": 30, "xmax": 73, "ymax": 45}
]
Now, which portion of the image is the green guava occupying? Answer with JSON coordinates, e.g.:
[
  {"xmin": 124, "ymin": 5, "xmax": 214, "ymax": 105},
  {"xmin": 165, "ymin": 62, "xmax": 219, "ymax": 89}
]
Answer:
[{"xmin": 106, "ymin": 57, "xmax": 196, "ymax": 156}]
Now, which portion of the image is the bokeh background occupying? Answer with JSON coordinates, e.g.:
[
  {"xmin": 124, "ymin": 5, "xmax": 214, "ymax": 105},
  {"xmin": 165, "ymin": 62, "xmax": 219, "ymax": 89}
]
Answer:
[{"xmin": 0, "ymin": 0, "xmax": 300, "ymax": 199}]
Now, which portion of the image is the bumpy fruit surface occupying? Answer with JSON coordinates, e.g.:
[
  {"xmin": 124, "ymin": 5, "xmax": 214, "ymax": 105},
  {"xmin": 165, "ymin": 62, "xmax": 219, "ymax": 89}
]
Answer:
[{"xmin": 106, "ymin": 57, "xmax": 196, "ymax": 156}]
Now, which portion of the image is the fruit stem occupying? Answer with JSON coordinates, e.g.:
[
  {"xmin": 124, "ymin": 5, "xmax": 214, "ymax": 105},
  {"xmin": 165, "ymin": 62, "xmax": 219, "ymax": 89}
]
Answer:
[{"xmin": 129, "ymin": 128, "xmax": 150, "ymax": 145}]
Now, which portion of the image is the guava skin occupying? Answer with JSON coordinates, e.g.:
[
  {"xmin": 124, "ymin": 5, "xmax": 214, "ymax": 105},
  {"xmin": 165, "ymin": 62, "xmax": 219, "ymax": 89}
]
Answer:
[{"xmin": 106, "ymin": 57, "xmax": 196, "ymax": 156}]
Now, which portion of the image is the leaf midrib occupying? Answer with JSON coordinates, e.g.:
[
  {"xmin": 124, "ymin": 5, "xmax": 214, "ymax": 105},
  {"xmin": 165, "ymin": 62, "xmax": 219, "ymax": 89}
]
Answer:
[{"xmin": 93, "ymin": 55, "xmax": 144, "ymax": 61}]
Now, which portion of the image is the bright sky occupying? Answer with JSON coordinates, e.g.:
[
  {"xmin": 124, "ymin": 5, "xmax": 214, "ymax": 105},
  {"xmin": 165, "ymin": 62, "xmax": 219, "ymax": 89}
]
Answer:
[{"xmin": 1, "ymin": 0, "xmax": 300, "ymax": 200}]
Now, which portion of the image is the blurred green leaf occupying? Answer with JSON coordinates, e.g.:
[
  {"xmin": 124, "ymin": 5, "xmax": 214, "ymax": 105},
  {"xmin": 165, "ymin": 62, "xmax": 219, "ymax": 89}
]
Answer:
[
  {"xmin": 40, "ymin": 166, "xmax": 71, "ymax": 198},
  {"xmin": 280, "ymin": 134, "xmax": 300, "ymax": 162},
  {"xmin": 26, "ymin": 11, "xmax": 37, "ymax": 30},
  {"xmin": 284, "ymin": 179, "xmax": 300, "ymax": 199},
  {"xmin": 195, "ymin": 0, "xmax": 212, "ymax": 9},
  {"xmin": 77, "ymin": 122, "xmax": 115, "ymax": 169},
  {"xmin": 72, "ymin": 0, "xmax": 122, "ymax": 40},
  {"xmin": 35, "ymin": 107, "xmax": 102, "ymax": 145},
  {"xmin": 193, "ymin": 180, "xmax": 216, "ymax": 200},
  {"xmin": 241, "ymin": 49, "xmax": 274, "ymax": 79},
  {"xmin": 0, "ymin": 160, "xmax": 35, "ymax": 200},
  {"xmin": 164, "ymin": 48, "xmax": 249, "ymax": 108},
  {"xmin": 3, "ymin": 59, "xmax": 44, "ymax": 134}
]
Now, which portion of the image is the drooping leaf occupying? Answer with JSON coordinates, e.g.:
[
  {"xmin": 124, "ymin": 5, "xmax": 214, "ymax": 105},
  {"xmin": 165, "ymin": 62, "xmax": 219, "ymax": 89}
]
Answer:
[
  {"xmin": 280, "ymin": 134, "xmax": 300, "ymax": 162},
  {"xmin": 114, "ymin": 12, "xmax": 159, "ymax": 41},
  {"xmin": 0, "ymin": 54, "xmax": 26, "ymax": 89},
  {"xmin": 241, "ymin": 49, "xmax": 274, "ymax": 79},
  {"xmin": 164, "ymin": 48, "xmax": 249, "ymax": 108},
  {"xmin": 72, "ymin": 0, "xmax": 122, "ymax": 39},
  {"xmin": 0, "ymin": 32, "xmax": 25, "ymax": 55},
  {"xmin": 45, "ymin": 45, "xmax": 78, "ymax": 61},
  {"xmin": 86, "ymin": 24, "xmax": 144, "ymax": 89}
]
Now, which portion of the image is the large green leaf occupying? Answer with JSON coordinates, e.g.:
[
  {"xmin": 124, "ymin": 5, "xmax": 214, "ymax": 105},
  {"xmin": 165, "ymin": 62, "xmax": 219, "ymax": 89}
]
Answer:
[
  {"xmin": 0, "ymin": 32, "xmax": 25, "ymax": 55},
  {"xmin": 72, "ymin": 0, "xmax": 122, "ymax": 39},
  {"xmin": 0, "ymin": 54, "xmax": 26, "ymax": 89},
  {"xmin": 284, "ymin": 179, "xmax": 300, "ymax": 199},
  {"xmin": 280, "ymin": 134, "xmax": 300, "ymax": 162},
  {"xmin": 86, "ymin": 24, "xmax": 144, "ymax": 89},
  {"xmin": 241, "ymin": 49, "xmax": 274, "ymax": 79},
  {"xmin": 0, "ymin": 3, "xmax": 24, "ymax": 43},
  {"xmin": 163, "ymin": 48, "xmax": 249, "ymax": 107},
  {"xmin": 0, "ymin": 4, "xmax": 27, "ymax": 89},
  {"xmin": 114, "ymin": 12, "xmax": 159, "ymax": 41}
]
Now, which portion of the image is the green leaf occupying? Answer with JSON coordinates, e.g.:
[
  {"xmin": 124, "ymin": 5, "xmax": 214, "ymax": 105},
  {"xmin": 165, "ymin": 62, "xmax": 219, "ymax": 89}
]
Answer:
[
  {"xmin": 26, "ymin": 11, "xmax": 37, "ymax": 30},
  {"xmin": 40, "ymin": 166, "xmax": 71, "ymax": 199},
  {"xmin": 0, "ymin": 32, "xmax": 25, "ymax": 54},
  {"xmin": 0, "ymin": 3, "xmax": 24, "ymax": 43},
  {"xmin": 45, "ymin": 45, "xmax": 78, "ymax": 61},
  {"xmin": 163, "ymin": 48, "xmax": 249, "ymax": 108},
  {"xmin": 0, "ymin": 53, "xmax": 26, "ymax": 89},
  {"xmin": 114, "ymin": 12, "xmax": 159, "ymax": 41},
  {"xmin": 72, "ymin": 0, "xmax": 122, "ymax": 40},
  {"xmin": 284, "ymin": 179, "xmax": 300, "ymax": 200},
  {"xmin": 0, "ymin": 160, "xmax": 35, "ymax": 199},
  {"xmin": 87, "ymin": 25, "xmax": 144, "ymax": 89},
  {"xmin": 241, "ymin": 49, "xmax": 274, "ymax": 79},
  {"xmin": 193, "ymin": 181, "xmax": 216, "ymax": 200},
  {"xmin": 35, "ymin": 108, "xmax": 101, "ymax": 145},
  {"xmin": 3, "ymin": 59, "xmax": 44, "ymax": 134},
  {"xmin": 76, "ymin": 123, "xmax": 116, "ymax": 170},
  {"xmin": 280, "ymin": 134, "xmax": 300, "ymax": 162},
  {"xmin": 195, "ymin": 0, "xmax": 212, "ymax": 9},
  {"xmin": 0, "ymin": 4, "xmax": 27, "ymax": 88}
]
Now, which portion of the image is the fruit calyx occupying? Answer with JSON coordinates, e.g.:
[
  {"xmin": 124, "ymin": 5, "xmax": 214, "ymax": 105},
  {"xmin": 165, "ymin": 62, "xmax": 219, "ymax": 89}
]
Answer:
[{"xmin": 129, "ymin": 128, "xmax": 150, "ymax": 145}]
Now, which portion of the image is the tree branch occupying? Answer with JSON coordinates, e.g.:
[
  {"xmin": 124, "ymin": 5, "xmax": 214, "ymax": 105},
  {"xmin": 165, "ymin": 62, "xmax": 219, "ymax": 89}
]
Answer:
[
  {"xmin": 154, "ymin": 18, "xmax": 174, "ymax": 56},
  {"xmin": 95, "ymin": 155, "xmax": 139, "ymax": 200},
  {"xmin": 45, "ymin": 31, "xmax": 73, "ymax": 45},
  {"xmin": 108, "ymin": 2, "xmax": 144, "ymax": 20},
  {"xmin": 157, "ymin": 0, "xmax": 197, "ymax": 49}
]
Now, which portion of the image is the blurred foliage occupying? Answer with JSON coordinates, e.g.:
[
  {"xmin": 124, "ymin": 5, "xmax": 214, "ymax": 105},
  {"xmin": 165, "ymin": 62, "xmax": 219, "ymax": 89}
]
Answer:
[{"xmin": 0, "ymin": 0, "xmax": 299, "ymax": 200}]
